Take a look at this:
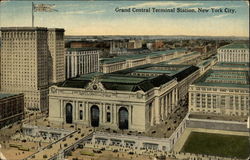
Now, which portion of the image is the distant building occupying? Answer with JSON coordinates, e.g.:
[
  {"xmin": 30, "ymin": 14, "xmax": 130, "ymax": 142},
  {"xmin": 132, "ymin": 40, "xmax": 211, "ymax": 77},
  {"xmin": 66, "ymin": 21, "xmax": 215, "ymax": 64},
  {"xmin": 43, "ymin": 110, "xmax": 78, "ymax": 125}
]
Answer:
[
  {"xmin": 153, "ymin": 40, "xmax": 164, "ymax": 49},
  {"xmin": 110, "ymin": 40, "xmax": 129, "ymax": 55},
  {"xmin": 128, "ymin": 40, "xmax": 142, "ymax": 49},
  {"xmin": 0, "ymin": 93, "xmax": 24, "ymax": 128},
  {"xmin": 65, "ymin": 48, "xmax": 100, "ymax": 79},
  {"xmin": 217, "ymin": 43, "xmax": 249, "ymax": 62},
  {"xmin": 100, "ymin": 49, "xmax": 193, "ymax": 73}
]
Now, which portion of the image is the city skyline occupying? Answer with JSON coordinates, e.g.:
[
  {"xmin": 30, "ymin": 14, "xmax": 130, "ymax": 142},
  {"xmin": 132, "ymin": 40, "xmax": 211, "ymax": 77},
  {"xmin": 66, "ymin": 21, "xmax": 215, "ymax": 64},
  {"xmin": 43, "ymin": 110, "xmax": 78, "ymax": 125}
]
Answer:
[{"xmin": 0, "ymin": 0, "xmax": 249, "ymax": 37}]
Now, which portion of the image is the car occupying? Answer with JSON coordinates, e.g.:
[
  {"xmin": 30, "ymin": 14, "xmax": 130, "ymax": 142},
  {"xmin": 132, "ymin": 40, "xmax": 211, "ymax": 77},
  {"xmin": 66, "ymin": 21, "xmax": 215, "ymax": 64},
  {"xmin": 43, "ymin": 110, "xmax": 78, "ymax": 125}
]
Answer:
[{"xmin": 93, "ymin": 149, "xmax": 102, "ymax": 153}]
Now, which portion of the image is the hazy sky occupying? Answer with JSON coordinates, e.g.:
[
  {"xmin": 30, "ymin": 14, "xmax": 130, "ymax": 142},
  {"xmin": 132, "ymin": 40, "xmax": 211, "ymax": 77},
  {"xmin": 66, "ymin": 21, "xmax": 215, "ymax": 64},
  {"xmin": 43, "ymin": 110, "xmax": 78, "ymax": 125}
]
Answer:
[{"xmin": 0, "ymin": 1, "xmax": 249, "ymax": 37}]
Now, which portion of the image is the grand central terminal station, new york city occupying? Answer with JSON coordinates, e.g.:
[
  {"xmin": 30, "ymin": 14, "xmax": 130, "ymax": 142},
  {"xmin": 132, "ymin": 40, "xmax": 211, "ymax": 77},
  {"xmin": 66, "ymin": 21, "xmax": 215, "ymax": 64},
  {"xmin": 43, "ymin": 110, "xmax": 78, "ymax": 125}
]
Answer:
[{"xmin": 49, "ymin": 63, "xmax": 200, "ymax": 132}]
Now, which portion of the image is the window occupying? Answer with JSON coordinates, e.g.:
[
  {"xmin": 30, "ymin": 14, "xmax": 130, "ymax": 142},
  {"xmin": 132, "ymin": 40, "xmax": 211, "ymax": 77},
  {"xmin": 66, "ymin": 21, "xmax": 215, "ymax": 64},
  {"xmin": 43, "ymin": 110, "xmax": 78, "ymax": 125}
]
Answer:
[
  {"xmin": 79, "ymin": 110, "xmax": 83, "ymax": 120},
  {"xmin": 106, "ymin": 112, "xmax": 111, "ymax": 122}
]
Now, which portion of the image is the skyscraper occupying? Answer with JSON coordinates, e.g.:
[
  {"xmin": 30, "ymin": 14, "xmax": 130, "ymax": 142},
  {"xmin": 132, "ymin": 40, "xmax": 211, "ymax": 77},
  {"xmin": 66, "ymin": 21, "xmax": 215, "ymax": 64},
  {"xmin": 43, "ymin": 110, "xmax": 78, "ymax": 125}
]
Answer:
[
  {"xmin": 48, "ymin": 28, "xmax": 65, "ymax": 84},
  {"xmin": 0, "ymin": 27, "xmax": 65, "ymax": 112}
]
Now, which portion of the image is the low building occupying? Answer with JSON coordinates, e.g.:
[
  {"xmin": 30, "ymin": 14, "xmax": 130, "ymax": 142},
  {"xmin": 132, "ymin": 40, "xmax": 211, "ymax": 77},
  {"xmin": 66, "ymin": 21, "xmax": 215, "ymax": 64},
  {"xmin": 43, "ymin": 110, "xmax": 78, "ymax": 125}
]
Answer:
[
  {"xmin": 189, "ymin": 68, "xmax": 249, "ymax": 117},
  {"xmin": 100, "ymin": 49, "xmax": 191, "ymax": 73},
  {"xmin": 0, "ymin": 93, "xmax": 24, "ymax": 128},
  {"xmin": 65, "ymin": 48, "xmax": 100, "ymax": 79},
  {"xmin": 49, "ymin": 64, "xmax": 199, "ymax": 132},
  {"xmin": 217, "ymin": 43, "xmax": 249, "ymax": 62}
]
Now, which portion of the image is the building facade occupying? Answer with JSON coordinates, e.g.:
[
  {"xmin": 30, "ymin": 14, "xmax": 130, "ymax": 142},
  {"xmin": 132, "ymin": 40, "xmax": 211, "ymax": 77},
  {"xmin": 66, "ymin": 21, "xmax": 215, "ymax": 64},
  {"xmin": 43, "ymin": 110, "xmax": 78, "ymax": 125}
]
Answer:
[
  {"xmin": 49, "ymin": 64, "xmax": 199, "ymax": 131},
  {"xmin": 48, "ymin": 28, "xmax": 65, "ymax": 84},
  {"xmin": 65, "ymin": 48, "xmax": 100, "ymax": 79},
  {"xmin": 0, "ymin": 93, "xmax": 24, "ymax": 128},
  {"xmin": 189, "ymin": 69, "xmax": 249, "ymax": 116},
  {"xmin": 0, "ymin": 27, "xmax": 65, "ymax": 111},
  {"xmin": 0, "ymin": 27, "xmax": 49, "ymax": 111},
  {"xmin": 217, "ymin": 43, "xmax": 249, "ymax": 62}
]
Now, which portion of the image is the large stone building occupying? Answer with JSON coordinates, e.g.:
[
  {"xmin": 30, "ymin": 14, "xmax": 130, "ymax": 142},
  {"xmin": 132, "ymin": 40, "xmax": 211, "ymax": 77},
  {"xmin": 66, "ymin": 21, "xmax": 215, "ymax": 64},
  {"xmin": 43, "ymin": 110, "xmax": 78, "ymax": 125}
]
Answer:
[
  {"xmin": 65, "ymin": 48, "xmax": 100, "ymax": 79},
  {"xmin": 49, "ymin": 64, "xmax": 199, "ymax": 131},
  {"xmin": 0, "ymin": 93, "xmax": 24, "ymax": 128},
  {"xmin": 100, "ymin": 49, "xmax": 195, "ymax": 73},
  {"xmin": 0, "ymin": 27, "xmax": 65, "ymax": 111},
  {"xmin": 217, "ymin": 43, "xmax": 249, "ymax": 62},
  {"xmin": 48, "ymin": 28, "xmax": 65, "ymax": 84},
  {"xmin": 189, "ymin": 67, "xmax": 249, "ymax": 117}
]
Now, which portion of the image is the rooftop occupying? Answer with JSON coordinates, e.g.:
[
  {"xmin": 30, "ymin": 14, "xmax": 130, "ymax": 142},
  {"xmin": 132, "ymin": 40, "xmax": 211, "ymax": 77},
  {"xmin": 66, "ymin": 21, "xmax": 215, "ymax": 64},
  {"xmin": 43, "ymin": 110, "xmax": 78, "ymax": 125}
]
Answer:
[
  {"xmin": 58, "ymin": 64, "xmax": 199, "ymax": 92},
  {"xmin": 193, "ymin": 69, "xmax": 249, "ymax": 88},
  {"xmin": 0, "ymin": 93, "xmax": 19, "ymax": 99},
  {"xmin": 66, "ymin": 48, "xmax": 100, "ymax": 52},
  {"xmin": 100, "ymin": 48, "xmax": 186, "ymax": 64},
  {"xmin": 215, "ymin": 62, "xmax": 250, "ymax": 68},
  {"xmin": 219, "ymin": 43, "xmax": 249, "ymax": 50},
  {"xmin": 0, "ymin": 27, "xmax": 48, "ymax": 31}
]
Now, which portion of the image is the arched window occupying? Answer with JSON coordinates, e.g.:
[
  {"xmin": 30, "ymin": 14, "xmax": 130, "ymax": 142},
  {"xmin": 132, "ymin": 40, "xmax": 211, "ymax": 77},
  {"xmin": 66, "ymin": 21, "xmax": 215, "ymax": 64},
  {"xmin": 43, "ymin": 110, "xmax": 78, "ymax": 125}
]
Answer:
[
  {"xmin": 91, "ymin": 105, "xmax": 99, "ymax": 127},
  {"xmin": 118, "ymin": 107, "xmax": 129, "ymax": 130},
  {"xmin": 65, "ymin": 103, "xmax": 73, "ymax": 124},
  {"xmin": 79, "ymin": 110, "xmax": 83, "ymax": 120}
]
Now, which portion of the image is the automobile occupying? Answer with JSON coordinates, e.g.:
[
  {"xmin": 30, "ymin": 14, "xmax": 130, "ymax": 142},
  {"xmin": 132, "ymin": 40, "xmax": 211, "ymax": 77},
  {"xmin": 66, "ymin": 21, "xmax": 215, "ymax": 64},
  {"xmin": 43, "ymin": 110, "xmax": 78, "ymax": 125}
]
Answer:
[
  {"xmin": 112, "ymin": 149, "xmax": 118, "ymax": 152},
  {"xmin": 128, "ymin": 152, "xmax": 134, "ymax": 155},
  {"xmin": 100, "ymin": 147, "xmax": 105, "ymax": 151},
  {"xmin": 93, "ymin": 149, "xmax": 102, "ymax": 153}
]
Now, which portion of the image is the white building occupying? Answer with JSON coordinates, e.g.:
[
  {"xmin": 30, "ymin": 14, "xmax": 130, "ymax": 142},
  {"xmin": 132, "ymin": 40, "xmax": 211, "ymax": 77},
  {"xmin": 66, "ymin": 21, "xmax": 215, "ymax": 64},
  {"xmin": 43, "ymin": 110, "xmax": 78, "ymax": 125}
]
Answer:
[
  {"xmin": 65, "ymin": 48, "xmax": 100, "ymax": 79},
  {"xmin": 189, "ymin": 68, "xmax": 249, "ymax": 116},
  {"xmin": 217, "ymin": 43, "xmax": 249, "ymax": 62},
  {"xmin": 49, "ymin": 64, "xmax": 199, "ymax": 131}
]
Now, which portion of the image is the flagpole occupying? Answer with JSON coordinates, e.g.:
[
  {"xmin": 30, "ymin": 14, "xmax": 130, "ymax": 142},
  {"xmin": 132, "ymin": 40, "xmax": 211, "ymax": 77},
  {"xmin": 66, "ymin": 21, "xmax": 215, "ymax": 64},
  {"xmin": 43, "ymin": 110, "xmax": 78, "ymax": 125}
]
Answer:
[{"xmin": 32, "ymin": 2, "xmax": 34, "ymax": 27}]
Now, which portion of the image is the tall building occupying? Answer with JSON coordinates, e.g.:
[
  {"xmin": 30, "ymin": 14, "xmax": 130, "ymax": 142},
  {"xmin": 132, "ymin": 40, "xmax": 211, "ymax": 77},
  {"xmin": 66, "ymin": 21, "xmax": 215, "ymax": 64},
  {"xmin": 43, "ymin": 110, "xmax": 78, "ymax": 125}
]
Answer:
[
  {"xmin": 48, "ymin": 28, "xmax": 65, "ymax": 84},
  {"xmin": 0, "ymin": 27, "xmax": 65, "ymax": 112},
  {"xmin": 65, "ymin": 48, "xmax": 100, "ymax": 79},
  {"xmin": 217, "ymin": 43, "xmax": 249, "ymax": 62},
  {"xmin": 0, "ymin": 27, "xmax": 49, "ymax": 111}
]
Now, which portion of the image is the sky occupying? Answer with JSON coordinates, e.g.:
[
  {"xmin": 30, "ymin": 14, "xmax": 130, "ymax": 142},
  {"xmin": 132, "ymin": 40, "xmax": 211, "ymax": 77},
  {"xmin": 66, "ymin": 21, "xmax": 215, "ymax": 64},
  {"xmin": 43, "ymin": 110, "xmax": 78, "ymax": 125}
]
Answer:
[{"xmin": 0, "ymin": 0, "xmax": 249, "ymax": 37}]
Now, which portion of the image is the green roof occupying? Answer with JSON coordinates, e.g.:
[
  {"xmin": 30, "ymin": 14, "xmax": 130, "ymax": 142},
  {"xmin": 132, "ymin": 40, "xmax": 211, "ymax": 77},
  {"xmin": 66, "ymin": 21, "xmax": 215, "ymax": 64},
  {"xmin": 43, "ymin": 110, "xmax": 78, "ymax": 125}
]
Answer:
[
  {"xmin": 67, "ymin": 48, "xmax": 99, "ymax": 52},
  {"xmin": 219, "ymin": 43, "xmax": 249, "ymax": 50},
  {"xmin": 101, "ymin": 48, "xmax": 186, "ymax": 64},
  {"xmin": 133, "ymin": 69, "xmax": 174, "ymax": 74},
  {"xmin": 0, "ymin": 93, "xmax": 18, "ymax": 99},
  {"xmin": 215, "ymin": 62, "xmax": 250, "ymax": 68},
  {"xmin": 193, "ymin": 70, "xmax": 249, "ymax": 88}
]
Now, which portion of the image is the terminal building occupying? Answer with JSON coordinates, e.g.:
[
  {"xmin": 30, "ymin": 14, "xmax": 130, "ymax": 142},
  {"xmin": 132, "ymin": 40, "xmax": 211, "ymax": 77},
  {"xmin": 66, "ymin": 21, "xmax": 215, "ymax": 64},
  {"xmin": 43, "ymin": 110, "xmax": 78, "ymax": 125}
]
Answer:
[
  {"xmin": 65, "ymin": 48, "xmax": 100, "ymax": 79},
  {"xmin": 0, "ymin": 93, "xmax": 24, "ymax": 128},
  {"xmin": 49, "ymin": 63, "xmax": 199, "ymax": 131},
  {"xmin": 217, "ymin": 43, "xmax": 249, "ymax": 62},
  {"xmin": 189, "ymin": 66, "xmax": 249, "ymax": 116}
]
